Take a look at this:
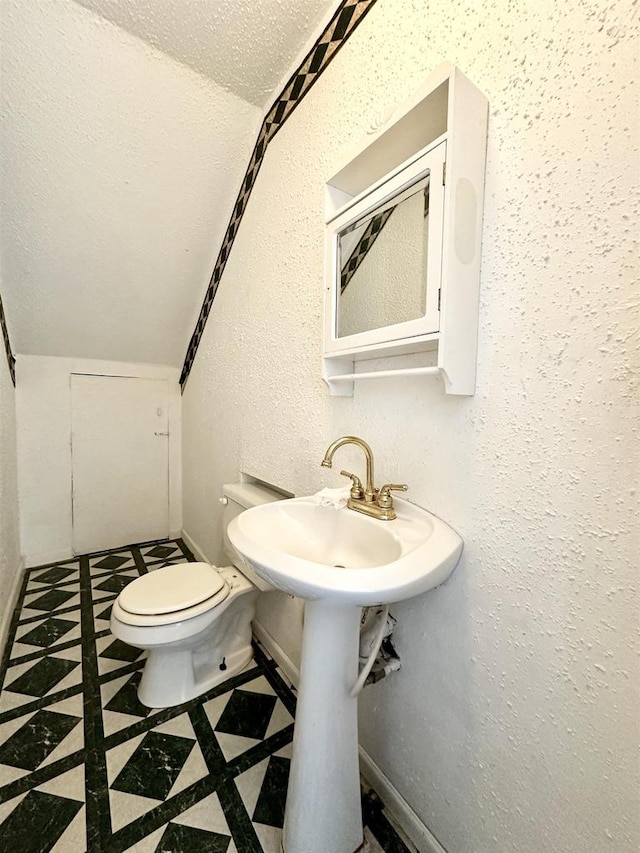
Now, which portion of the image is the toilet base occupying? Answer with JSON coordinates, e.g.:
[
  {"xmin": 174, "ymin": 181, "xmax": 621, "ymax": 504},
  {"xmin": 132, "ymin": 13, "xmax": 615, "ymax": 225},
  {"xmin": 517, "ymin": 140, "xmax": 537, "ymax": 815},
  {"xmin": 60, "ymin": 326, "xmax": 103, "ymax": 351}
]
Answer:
[{"xmin": 138, "ymin": 642, "xmax": 254, "ymax": 708}]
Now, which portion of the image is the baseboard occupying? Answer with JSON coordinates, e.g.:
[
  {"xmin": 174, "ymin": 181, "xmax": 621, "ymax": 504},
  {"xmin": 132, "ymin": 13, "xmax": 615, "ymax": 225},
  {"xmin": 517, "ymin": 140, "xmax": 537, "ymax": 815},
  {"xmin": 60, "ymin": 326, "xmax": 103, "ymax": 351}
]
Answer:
[
  {"xmin": 253, "ymin": 616, "xmax": 444, "ymax": 852},
  {"xmin": 180, "ymin": 529, "xmax": 209, "ymax": 564},
  {"xmin": 251, "ymin": 620, "xmax": 300, "ymax": 688},
  {"xmin": 0, "ymin": 561, "xmax": 25, "ymax": 658},
  {"xmin": 359, "ymin": 748, "xmax": 447, "ymax": 853},
  {"xmin": 24, "ymin": 547, "xmax": 73, "ymax": 569}
]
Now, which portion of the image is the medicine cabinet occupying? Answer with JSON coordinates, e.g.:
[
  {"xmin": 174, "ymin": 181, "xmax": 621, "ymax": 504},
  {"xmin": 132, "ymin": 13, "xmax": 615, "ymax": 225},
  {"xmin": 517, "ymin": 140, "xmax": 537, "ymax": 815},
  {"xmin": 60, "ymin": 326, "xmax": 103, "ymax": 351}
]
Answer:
[{"xmin": 322, "ymin": 63, "xmax": 488, "ymax": 396}]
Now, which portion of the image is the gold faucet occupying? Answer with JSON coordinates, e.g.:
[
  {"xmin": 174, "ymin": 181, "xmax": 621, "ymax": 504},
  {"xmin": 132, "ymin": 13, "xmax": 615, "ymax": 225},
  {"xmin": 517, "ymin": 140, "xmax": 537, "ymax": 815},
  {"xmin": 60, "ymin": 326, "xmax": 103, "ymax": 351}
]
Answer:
[{"xmin": 321, "ymin": 436, "xmax": 408, "ymax": 521}]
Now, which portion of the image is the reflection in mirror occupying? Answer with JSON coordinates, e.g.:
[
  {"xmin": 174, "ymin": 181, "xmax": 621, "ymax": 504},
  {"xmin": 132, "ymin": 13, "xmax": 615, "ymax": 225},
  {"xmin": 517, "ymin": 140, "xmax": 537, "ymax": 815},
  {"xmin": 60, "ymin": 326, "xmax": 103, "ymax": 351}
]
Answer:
[{"xmin": 337, "ymin": 174, "xmax": 430, "ymax": 338}]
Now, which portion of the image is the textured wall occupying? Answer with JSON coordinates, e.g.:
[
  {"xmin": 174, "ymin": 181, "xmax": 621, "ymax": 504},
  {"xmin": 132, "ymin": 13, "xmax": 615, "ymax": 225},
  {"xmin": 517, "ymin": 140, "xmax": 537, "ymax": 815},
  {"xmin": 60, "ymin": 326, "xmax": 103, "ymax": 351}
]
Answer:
[
  {"xmin": 0, "ymin": 0, "xmax": 261, "ymax": 366},
  {"xmin": 182, "ymin": 1, "xmax": 639, "ymax": 851},
  {"xmin": 0, "ymin": 312, "xmax": 20, "ymax": 642}
]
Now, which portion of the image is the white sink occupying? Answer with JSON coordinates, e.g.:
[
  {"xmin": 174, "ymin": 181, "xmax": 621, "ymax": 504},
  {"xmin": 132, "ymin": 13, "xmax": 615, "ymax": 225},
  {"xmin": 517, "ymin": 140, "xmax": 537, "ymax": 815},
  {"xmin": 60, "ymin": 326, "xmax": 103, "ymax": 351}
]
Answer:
[
  {"xmin": 228, "ymin": 493, "xmax": 463, "ymax": 853},
  {"xmin": 227, "ymin": 495, "xmax": 462, "ymax": 605}
]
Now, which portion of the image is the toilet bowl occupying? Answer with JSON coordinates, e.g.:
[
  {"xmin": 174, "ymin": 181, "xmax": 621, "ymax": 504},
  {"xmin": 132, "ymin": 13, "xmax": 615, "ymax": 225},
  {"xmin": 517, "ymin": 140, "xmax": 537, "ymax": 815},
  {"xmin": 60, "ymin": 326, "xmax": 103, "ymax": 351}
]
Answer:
[{"xmin": 109, "ymin": 482, "xmax": 282, "ymax": 708}]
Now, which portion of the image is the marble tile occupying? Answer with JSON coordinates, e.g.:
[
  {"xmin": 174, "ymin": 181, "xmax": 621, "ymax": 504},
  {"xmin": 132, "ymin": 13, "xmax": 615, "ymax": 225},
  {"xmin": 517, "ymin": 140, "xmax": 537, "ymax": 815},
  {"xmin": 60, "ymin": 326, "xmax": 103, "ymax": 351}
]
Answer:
[
  {"xmin": 94, "ymin": 601, "xmax": 115, "ymax": 623},
  {"xmin": 234, "ymin": 758, "xmax": 270, "ymax": 819},
  {"xmin": 36, "ymin": 763, "xmax": 85, "ymax": 802},
  {"xmin": 172, "ymin": 791, "xmax": 231, "ymax": 836},
  {"xmin": 0, "ymin": 790, "xmax": 83, "ymax": 853},
  {"xmin": 252, "ymin": 755, "xmax": 289, "ymax": 828},
  {"xmin": 215, "ymin": 689, "xmax": 277, "ymax": 741},
  {"xmin": 50, "ymin": 805, "xmax": 87, "ymax": 853},
  {"xmin": 92, "ymin": 573, "xmax": 138, "ymax": 595},
  {"xmin": 90, "ymin": 553, "xmax": 135, "ymax": 571},
  {"xmin": 264, "ymin": 700, "xmax": 294, "ymax": 740},
  {"xmin": 23, "ymin": 588, "xmax": 80, "ymax": 613},
  {"xmin": 156, "ymin": 821, "xmax": 231, "ymax": 852},
  {"xmin": 109, "ymin": 788, "xmax": 157, "ymax": 833},
  {"xmin": 122, "ymin": 824, "xmax": 166, "ymax": 852},
  {"xmin": 102, "ymin": 671, "xmax": 150, "ymax": 723},
  {"xmin": 167, "ymin": 738, "xmax": 209, "ymax": 799},
  {"xmin": 141, "ymin": 544, "xmax": 183, "ymax": 561},
  {"xmin": 29, "ymin": 566, "xmax": 78, "ymax": 586},
  {"xmin": 0, "ymin": 708, "xmax": 81, "ymax": 770},
  {"xmin": 111, "ymin": 731, "xmax": 195, "ymax": 800},
  {"xmin": 252, "ymin": 822, "xmax": 283, "ymax": 853},
  {"xmin": 96, "ymin": 634, "xmax": 142, "ymax": 676},
  {"xmin": 214, "ymin": 731, "xmax": 261, "ymax": 763},
  {"xmin": 241, "ymin": 674, "xmax": 277, "ymax": 696},
  {"xmin": 3, "ymin": 654, "xmax": 80, "ymax": 698},
  {"xmin": 14, "ymin": 617, "xmax": 79, "ymax": 650},
  {"xmin": 0, "ymin": 536, "xmax": 411, "ymax": 853},
  {"xmin": 100, "ymin": 638, "xmax": 144, "ymax": 664}
]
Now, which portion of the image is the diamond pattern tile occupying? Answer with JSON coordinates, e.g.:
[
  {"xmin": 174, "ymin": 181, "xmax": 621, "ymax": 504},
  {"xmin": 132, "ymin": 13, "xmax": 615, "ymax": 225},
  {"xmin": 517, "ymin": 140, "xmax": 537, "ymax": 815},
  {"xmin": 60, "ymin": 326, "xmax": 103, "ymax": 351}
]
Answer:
[
  {"xmin": 93, "ymin": 574, "xmax": 136, "ymax": 594},
  {"xmin": 26, "ymin": 588, "xmax": 78, "ymax": 612},
  {"xmin": 93, "ymin": 554, "xmax": 130, "ymax": 571},
  {"xmin": 215, "ymin": 689, "xmax": 277, "ymax": 741},
  {"xmin": 0, "ymin": 534, "xmax": 409, "ymax": 851},
  {"xmin": 30, "ymin": 566, "xmax": 78, "ymax": 586},
  {"xmin": 111, "ymin": 731, "xmax": 194, "ymax": 800},
  {"xmin": 144, "ymin": 544, "xmax": 178, "ymax": 559},
  {"xmin": 0, "ymin": 709, "xmax": 81, "ymax": 771},
  {"xmin": 157, "ymin": 822, "xmax": 231, "ymax": 852},
  {"xmin": 251, "ymin": 756, "xmax": 289, "ymax": 828},
  {"xmin": 103, "ymin": 671, "xmax": 150, "ymax": 720},
  {"xmin": 16, "ymin": 618, "xmax": 77, "ymax": 649},
  {"xmin": 99, "ymin": 638, "xmax": 143, "ymax": 663},
  {"xmin": 0, "ymin": 790, "xmax": 83, "ymax": 853},
  {"xmin": 4, "ymin": 656, "xmax": 80, "ymax": 698}
]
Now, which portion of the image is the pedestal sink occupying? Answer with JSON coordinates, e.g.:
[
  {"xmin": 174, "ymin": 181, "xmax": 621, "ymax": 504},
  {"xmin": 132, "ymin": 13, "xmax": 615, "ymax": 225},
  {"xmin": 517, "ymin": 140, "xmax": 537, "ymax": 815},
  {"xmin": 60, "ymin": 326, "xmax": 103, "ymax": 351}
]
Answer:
[{"xmin": 228, "ymin": 495, "xmax": 462, "ymax": 853}]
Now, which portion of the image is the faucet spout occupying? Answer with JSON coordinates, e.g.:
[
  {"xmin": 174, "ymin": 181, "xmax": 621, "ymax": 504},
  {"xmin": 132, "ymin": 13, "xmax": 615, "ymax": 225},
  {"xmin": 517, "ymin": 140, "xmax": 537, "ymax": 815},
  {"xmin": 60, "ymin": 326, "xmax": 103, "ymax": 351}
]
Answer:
[{"xmin": 321, "ymin": 436, "xmax": 376, "ymax": 503}]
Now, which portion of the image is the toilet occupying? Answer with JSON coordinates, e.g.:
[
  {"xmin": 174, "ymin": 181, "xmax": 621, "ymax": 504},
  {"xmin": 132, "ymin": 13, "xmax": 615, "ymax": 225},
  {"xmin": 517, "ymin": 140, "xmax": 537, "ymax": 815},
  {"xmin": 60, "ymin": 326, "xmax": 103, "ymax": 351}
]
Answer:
[{"xmin": 110, "ymin": 482, "xmax": 282, "ymax": 708}]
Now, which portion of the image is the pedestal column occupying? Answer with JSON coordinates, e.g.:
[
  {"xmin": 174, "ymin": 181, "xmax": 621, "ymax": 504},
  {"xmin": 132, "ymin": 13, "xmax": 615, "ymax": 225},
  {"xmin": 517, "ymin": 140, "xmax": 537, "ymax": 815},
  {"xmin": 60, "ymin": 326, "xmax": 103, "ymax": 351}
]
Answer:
[{"xmin": 282, "ymin": 600, "xmax": 363, "ymax": 853}]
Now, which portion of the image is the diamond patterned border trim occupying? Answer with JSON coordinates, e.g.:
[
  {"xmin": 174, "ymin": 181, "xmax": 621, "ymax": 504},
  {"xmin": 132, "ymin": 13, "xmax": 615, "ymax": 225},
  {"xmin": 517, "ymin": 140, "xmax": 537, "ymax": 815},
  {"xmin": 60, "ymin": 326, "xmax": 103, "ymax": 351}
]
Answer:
[
  {"xmin": 179, "ymin": 0, "xmax": 379, "ymax": 388},
  {"xmin": 0, "ymin": 292, "xmax": 15, "ymax": 385}
]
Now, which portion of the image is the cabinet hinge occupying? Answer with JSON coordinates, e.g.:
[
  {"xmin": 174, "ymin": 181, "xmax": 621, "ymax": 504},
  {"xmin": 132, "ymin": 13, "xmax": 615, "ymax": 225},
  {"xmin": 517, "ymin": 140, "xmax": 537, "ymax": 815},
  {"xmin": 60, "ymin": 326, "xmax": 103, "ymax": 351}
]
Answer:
[
  {"xmin": 437, "ymin": 288, "xmax": 442, "ymax": 311},
  {"xmin": 442, "ymin": 160, "xmax": 446, "ymax": 186}
]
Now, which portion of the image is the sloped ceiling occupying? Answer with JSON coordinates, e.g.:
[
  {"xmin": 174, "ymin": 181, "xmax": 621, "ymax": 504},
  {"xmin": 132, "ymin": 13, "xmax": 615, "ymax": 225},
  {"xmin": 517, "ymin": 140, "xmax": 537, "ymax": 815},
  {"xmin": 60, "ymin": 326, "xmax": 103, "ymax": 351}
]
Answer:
[
  {"xmin": 74, "ymin": 0, "xmax": 336, "ymax": 108},
  {"xmin": 0, "ymin": 0, "xmax": 336, "ymax": 367}
]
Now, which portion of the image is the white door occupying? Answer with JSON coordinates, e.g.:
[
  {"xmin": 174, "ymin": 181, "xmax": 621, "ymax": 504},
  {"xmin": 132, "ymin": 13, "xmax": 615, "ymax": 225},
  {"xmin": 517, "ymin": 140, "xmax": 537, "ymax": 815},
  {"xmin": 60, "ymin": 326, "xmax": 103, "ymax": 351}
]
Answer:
[{"xmin": 71, "ymin": 374, "xmax": 170, "ymax": 555}]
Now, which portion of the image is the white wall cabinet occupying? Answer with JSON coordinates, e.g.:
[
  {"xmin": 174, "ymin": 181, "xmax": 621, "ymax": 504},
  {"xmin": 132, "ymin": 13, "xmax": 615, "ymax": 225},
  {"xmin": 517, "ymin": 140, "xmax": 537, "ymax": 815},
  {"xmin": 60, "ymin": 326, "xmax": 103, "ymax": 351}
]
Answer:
[{"xmin": 323, "ymin": 63, "xmax": 488, "ymax": 396}]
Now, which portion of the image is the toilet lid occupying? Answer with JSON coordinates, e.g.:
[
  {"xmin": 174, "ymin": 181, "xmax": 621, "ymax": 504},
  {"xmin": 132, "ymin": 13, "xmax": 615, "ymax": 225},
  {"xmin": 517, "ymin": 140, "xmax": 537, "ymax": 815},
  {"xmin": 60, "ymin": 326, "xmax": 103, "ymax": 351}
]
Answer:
[{"xmin": 119, "ymin": 562, "xmax": 228, "ymax": 616}]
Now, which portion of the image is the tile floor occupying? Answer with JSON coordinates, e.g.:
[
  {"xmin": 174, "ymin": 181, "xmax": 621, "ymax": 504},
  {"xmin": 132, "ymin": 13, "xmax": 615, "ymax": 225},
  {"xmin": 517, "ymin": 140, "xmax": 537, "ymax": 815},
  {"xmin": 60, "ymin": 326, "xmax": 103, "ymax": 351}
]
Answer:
[{"xmin": 0, "ymin": 540, "xmax": 412, "ymax": 853}]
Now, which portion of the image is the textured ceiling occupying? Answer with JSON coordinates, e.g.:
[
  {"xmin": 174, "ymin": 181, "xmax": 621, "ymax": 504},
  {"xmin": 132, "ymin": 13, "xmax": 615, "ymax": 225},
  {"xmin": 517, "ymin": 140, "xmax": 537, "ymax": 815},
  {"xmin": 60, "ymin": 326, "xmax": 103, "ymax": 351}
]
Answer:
[
  {"xmin": 0, "ymin": 0, "xmax": 337, "ymax": 367},
  {"xmin": 73, "ymin": 0, "xmax": 337, "ymax": 107}
]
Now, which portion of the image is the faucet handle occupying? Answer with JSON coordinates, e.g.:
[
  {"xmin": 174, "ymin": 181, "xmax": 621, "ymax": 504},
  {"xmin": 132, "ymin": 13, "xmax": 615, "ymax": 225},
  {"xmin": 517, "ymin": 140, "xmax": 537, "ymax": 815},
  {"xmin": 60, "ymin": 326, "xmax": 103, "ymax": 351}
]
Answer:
[
  {"xmin": 377, "ymin": 483, "xmax": 408, "ymax": 509},
  {"xmin": 340, "ymin": 470, "xmax": 364, "ymax": 499}
]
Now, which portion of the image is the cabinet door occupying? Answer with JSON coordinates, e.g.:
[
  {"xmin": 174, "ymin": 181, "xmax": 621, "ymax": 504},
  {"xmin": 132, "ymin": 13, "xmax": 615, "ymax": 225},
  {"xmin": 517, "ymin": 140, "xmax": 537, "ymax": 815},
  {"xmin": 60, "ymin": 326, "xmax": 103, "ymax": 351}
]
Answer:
[{"xmin": 326, "ymin": 139, "xmax": 446, "ymax": 354}]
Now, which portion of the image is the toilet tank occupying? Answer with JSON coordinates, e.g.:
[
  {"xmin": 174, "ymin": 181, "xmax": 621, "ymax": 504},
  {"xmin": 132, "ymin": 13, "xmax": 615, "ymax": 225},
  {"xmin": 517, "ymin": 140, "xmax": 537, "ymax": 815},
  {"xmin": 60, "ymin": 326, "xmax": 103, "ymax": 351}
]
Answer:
[{"xmin": 222, "ymin": 482, "xmax": 284, "ymax": 590}]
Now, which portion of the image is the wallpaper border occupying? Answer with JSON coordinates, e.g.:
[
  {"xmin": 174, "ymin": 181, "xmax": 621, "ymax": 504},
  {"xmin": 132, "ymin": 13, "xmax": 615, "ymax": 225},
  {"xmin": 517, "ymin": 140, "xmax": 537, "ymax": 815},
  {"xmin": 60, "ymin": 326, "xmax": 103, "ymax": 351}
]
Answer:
[
  {"xmin": 179, "ymin": 0, "xmax": 380, "ymax": 387},
  {"xmin": 0, "ymin": 294, "xmax": 16, "ymax": 386}
]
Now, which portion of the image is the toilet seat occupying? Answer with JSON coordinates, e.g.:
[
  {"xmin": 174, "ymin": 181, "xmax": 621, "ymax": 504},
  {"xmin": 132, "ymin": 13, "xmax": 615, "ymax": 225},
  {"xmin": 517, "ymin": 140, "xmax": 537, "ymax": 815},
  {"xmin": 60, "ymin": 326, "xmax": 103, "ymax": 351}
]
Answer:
[{"xmin": 115, "ymin": 562, "xmax": 230, "ymax": 626}]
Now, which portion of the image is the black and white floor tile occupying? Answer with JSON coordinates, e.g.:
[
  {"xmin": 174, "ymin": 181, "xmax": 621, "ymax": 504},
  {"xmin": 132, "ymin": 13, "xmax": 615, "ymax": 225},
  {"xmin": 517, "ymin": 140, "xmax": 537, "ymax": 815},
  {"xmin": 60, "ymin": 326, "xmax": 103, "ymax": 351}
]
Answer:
[{"xmin": 0, "ymin": 539, "xmax": 411, "ymax": 852}]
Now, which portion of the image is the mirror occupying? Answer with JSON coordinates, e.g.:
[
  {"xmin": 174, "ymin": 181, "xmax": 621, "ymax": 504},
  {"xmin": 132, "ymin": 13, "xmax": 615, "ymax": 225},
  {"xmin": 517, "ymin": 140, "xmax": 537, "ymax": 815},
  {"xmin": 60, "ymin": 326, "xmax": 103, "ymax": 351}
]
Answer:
[
  {"xmin": 324, "ymin": 139, "xmax": 446, "ymax": 354},
  {"xmin": 337, "ymin": 174, "xmax": 430, "ymax": 338}
]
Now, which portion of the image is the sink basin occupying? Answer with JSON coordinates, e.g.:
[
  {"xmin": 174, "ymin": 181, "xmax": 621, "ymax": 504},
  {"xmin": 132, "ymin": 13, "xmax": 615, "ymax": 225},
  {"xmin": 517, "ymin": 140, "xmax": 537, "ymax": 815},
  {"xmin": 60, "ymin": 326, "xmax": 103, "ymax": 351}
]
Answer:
[
  {"xmin": 228, "ymin": 493, "xmax": 463, "ymax": 853},
  {"xmin": 227, "ymin": 495, "xmax": 462, "ymax": 605}
]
